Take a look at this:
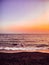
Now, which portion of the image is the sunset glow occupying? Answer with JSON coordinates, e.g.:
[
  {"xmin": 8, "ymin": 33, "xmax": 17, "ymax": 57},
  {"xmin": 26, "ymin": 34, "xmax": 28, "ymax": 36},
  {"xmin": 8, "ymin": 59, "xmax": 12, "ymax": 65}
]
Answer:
[{"xmin": 0, "ymin": 0, "xmax": 49, "ymax": 33}]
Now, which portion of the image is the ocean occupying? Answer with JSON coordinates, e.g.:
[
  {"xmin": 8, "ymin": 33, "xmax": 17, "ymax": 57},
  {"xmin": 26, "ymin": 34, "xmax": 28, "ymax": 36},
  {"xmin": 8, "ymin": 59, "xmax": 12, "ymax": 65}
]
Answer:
[{"xmin": 0, "ymin": 34, "xmax": 49, "ymax": 52}]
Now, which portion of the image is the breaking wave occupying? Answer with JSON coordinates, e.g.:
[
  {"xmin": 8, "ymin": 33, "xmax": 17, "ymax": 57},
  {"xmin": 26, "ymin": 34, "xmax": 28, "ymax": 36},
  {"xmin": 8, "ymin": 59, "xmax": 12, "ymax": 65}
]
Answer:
[{"xmin": 0, "ymin": 46, "xmax": 49, "ymax": 51}]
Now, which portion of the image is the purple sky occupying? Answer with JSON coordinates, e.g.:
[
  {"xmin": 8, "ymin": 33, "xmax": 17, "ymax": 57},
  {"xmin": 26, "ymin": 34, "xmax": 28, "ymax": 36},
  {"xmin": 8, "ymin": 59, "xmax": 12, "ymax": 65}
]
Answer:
[{"xmin": 0, "ymin": 0, "xmax": 49, "ymax": 33}]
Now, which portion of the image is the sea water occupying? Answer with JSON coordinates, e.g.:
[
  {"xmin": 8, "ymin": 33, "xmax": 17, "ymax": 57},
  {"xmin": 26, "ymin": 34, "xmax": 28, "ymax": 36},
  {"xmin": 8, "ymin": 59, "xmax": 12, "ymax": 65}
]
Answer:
[{"xmin": 0, "ymin": 34, "xmax": 49, "ymax": 51}]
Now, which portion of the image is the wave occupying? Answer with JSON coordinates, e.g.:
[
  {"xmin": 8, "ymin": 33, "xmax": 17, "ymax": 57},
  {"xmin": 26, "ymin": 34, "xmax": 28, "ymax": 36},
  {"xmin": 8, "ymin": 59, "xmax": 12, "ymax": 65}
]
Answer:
[{"xmin": 0, "ymin": 46, "xmax": 49, "ymax": 51}]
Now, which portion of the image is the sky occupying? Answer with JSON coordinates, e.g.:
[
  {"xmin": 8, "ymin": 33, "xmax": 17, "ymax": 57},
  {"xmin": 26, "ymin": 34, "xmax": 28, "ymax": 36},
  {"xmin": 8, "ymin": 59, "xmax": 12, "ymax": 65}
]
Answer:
[{"xmin": 0, "ymin": 0, "xmax": 49, "ymax": 33}]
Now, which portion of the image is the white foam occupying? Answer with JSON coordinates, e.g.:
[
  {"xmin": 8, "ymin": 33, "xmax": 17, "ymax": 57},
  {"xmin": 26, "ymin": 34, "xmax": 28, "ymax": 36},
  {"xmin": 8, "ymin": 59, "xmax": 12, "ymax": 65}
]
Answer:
[{"xmin": 0, "ymin": 46, "xmax": 49, "ymax": 51}]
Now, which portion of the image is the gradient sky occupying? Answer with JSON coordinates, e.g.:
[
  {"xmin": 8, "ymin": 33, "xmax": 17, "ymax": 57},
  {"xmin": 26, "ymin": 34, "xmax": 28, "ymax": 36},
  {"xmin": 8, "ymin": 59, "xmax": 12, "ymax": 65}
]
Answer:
[{"xmin": 0, "ymin": 0, "xmax": 49, "ymax": 33}]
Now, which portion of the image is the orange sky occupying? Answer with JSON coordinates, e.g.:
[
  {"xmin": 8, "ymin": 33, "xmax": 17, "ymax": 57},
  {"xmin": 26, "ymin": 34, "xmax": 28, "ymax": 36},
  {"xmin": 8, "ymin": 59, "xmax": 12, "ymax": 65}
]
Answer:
[
  {"xmin": 0, "ymin": 0, "xmax": 49, "ymax": 33},
  {"xmin": 2, "ymin": 24, "xmax": 49, "ymax": 33},
  {"xmin": 2, "ymin": 10, "xmax": 49, "ymax": 33}
]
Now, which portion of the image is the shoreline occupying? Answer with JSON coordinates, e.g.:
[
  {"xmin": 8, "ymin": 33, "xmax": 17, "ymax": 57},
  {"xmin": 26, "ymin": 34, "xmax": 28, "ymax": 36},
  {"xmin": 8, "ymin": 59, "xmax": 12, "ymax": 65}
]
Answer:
[{"xmin": 0, "ymin": 49, "xmax": 49, "ymax": 53}]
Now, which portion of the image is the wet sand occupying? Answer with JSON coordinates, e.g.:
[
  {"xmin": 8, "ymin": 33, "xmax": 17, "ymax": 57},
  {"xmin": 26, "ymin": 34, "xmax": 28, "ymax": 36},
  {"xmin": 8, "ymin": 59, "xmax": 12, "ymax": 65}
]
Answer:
[{"xmin": 0, "ymin": 49, "xmax": 49, "ymax": 53}]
